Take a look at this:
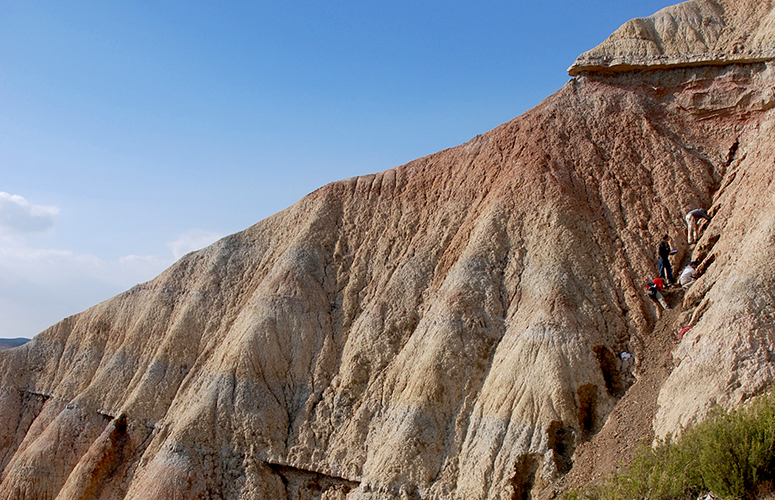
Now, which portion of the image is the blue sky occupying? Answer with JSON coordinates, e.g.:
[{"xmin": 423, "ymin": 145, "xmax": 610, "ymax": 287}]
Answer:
[{"xmin": 0, "ymin": 0, "xmax": 672, "ymax": 339}]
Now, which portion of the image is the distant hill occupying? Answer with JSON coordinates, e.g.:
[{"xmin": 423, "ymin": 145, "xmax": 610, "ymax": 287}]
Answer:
[{"xmin": 0, "ymin": 338, "xmax": 29, "ymax": 350}]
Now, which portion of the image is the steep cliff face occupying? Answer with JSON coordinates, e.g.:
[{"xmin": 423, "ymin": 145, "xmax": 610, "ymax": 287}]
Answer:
[{"xmin": 1, "ymin": 1, "xmax": 774, "ymax": 499}]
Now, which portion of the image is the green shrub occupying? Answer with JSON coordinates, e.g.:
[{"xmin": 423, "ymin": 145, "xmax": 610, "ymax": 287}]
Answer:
[
  {"xmin": 565, "ymin": 392, "xmax": 775, "ymax": 500},
  {"xmin": 691, "ymin": 398, "xmax": 775, "ymax": 498}
]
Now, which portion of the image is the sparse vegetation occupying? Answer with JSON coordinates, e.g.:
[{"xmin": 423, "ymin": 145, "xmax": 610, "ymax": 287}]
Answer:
[{"xmin": 565, "ymin": 392, "xmax": 775, "ymax": 500}]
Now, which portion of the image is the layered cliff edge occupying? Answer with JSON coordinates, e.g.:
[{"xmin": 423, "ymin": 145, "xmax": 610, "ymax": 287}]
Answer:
[{"xmin": 1, "ymin": 1, "xmax": 774, "ymax": 499}]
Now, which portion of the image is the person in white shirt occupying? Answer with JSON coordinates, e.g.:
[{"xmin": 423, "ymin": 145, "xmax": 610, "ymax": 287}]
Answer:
[{"xmin": 680, "ymin": 261, "xmax": 698, "ymax": 288}]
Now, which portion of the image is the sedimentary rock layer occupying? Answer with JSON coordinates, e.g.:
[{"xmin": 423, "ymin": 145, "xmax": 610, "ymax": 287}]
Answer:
[{"xmin": 569, "ymin": 0, "xmax": 775, "ymax": 75}]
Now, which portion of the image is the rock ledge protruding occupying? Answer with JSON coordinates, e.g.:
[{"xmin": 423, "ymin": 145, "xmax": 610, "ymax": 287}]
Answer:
[{"xmin": 568, "ymin": 0, "xmax": 775, "ymax": 76}]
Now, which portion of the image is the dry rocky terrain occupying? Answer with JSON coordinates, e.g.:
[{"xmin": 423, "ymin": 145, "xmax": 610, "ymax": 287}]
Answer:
[{"xmin": 1, "ymin": 0, "xmax": 774, "ymax": 498}]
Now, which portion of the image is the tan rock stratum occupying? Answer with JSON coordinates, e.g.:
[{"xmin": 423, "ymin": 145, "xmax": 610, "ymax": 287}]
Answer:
[
  {"xmin": 1, "ymin": 1, "xmax": 774, "ymax": 498},
  {"xmin": 568, "ymin": 0, "xmax": 775, "ymax": 75}
]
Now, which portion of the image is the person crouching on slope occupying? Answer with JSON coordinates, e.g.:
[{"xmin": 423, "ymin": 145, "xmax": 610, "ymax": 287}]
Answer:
[
  {"xmin": 646, "ymin": 277, "xmax": 669, "ymax": 316},
  {"xmin": 680, "ymin": 261, "xmax": 699, "ymax": 288}
]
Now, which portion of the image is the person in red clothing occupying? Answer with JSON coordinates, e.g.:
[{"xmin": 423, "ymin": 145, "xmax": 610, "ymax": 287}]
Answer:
[{"xmin": 646, "ymin": 277, "xmax": 669, "ymax": 314}]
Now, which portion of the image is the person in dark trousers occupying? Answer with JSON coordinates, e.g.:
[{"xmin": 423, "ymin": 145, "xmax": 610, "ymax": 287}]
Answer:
[{"xmin": 657, "ymin": 234, "xmax": 675, "ymax": 285}]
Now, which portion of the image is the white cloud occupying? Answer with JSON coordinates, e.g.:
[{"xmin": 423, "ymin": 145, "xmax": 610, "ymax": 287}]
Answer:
[
  {"xmin": 0, "ymin": 246, "xmax": 170, "ymax": 288},
  {"xmin": 0, "ymin": 245, "xmax": 171, "ymax": 339},
  {"xmin": 0, "ymin": 192, "xmax": 59, "ymax": 234},
  {"xmin": 0, "ymin": 199, "xmax": 224, "ymax": 338},
  {"xmin": 167, "ymin": 229, "xmax": 223, "ymax": 260}
]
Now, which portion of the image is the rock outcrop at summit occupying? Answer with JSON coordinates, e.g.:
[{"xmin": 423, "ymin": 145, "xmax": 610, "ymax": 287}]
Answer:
[
  {"xmin": 1, "ymin": 1, "xmax": 774, "ymax": 499},
  {"xmin": 569, "ymin": 0, "xmax": 775, "ymax": 75}
]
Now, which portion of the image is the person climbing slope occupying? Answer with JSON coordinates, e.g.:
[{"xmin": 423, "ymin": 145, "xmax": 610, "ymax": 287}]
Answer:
[
  {"xmin": 685, "ymin": 208, "xmax": 711, "ymax": 244},
  {"xmin": 657, "ymin": 234, "xmax": 676, "ymax": 285}
]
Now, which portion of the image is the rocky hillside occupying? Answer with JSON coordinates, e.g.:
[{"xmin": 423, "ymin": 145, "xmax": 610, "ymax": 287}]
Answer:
[{"xmin": 1, "ymin": 1, "xmax": 774, "ymax": 499}]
